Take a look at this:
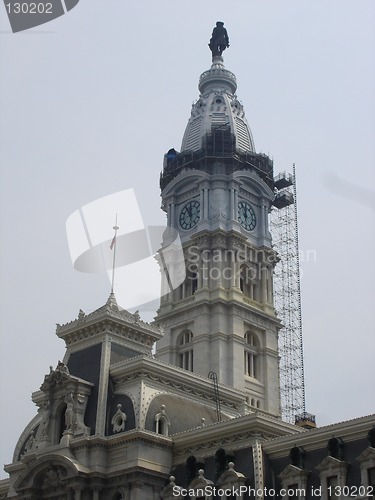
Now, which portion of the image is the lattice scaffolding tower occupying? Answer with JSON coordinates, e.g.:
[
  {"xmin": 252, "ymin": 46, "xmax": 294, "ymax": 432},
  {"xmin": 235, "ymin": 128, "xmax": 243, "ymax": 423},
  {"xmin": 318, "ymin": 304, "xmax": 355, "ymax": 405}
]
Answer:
[{"xmin": 270, "ymin": 165, "xmax": 313, "ymax": 426}]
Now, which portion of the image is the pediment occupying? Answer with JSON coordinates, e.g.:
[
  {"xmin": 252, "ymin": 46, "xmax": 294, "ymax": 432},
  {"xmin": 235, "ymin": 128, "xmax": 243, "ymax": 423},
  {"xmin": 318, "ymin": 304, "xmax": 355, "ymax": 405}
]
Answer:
[
  {"xmin": 14, "ymin": 454, "xmax": 83, "ymax": 491},
  {"xmin": 356, "ymin": 446, "xmax": 375, "ymax": 464},
  {"xmin": 316, "ymin": 455, "xmax": 348, "ymax": 473},
  {"xmin": 278, "ymin": 464, "xmax": 309, "ymax": 481}
]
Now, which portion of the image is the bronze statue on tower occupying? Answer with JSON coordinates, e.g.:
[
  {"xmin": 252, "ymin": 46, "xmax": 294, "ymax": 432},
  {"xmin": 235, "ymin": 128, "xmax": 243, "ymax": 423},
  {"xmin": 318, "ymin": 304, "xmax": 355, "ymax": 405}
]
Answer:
[{"xmin": 208, "ymin": 21, "xmax": 230, "ymax": 57}]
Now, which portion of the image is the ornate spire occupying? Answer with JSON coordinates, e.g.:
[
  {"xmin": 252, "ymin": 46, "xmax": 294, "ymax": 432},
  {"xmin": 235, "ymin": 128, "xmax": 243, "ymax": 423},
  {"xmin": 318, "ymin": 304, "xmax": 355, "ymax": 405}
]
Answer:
[{"xmin": 179, "ymin": 21, "xmax": 255, "ymax": 154}]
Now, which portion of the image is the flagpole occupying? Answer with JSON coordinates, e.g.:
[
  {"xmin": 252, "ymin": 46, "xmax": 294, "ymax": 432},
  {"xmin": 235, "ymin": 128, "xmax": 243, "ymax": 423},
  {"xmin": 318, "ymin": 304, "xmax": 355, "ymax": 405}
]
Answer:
[{"xmin": 111, "ymin": 215, "xmax": 119, "ymax": 294}]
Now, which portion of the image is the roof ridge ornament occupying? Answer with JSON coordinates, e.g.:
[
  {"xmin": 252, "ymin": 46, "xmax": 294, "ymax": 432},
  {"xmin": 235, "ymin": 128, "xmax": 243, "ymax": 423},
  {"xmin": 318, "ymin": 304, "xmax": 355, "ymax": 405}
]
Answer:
[{"xmin": 208, "ymin": 21, "xmax": 230, "ymax": 59}]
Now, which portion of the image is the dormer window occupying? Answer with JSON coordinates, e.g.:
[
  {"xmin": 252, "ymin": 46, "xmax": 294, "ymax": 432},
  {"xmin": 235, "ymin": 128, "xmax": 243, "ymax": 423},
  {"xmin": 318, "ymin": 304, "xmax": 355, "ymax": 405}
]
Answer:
[{"xmin": 155, "ymin": 405, "xmax": 170, "ymax": 436}]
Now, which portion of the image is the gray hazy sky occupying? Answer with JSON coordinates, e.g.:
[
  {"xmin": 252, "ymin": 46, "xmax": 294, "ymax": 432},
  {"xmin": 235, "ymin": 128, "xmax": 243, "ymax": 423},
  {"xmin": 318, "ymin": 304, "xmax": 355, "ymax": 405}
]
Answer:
[{"xmin": 0, "ymin": 0, "xmax": 374, "ymax": 477}]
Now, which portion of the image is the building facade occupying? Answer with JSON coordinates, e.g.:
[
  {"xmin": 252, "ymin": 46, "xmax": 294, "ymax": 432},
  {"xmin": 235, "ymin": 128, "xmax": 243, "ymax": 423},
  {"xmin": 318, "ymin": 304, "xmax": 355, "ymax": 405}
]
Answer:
[{"xmin": 1, "ymin": 23, "xmax": 374, "ymax": 500}]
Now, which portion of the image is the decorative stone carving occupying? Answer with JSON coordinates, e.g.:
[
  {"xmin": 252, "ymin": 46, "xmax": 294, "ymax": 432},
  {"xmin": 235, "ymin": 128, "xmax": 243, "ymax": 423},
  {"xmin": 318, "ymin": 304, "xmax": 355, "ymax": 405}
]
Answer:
[
  {"xmin": 24, "ymin": 431, "xmax": 35, "ymax": 453},
  {"xmin": 111, "ymin": 404, "xmax": 127, "ymax": 433},
  {"xmin": 64, "ymin": 392, "xmax": 75, "ymax": 431},
  {"xmin": 42, "ymin": 465, "xmax": 67, "ymax": 487},
  {"xmin": 41, "ymin": 361, "xmax": 70, "ymax": 390},
  {"xmin": 39, "ymin": 400, "xmax": 51, "ymax": 441},
  {"xmin": 160, "ymin": 475, "xmax": 184, "ymax": 499}
]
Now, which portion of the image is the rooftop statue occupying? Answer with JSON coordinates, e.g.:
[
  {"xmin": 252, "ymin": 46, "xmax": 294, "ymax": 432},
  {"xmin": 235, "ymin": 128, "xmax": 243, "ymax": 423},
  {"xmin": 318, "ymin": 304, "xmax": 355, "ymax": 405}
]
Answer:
[{"xmin": 208, "ymin": 21, "xmax": 230, "ymax": 57}]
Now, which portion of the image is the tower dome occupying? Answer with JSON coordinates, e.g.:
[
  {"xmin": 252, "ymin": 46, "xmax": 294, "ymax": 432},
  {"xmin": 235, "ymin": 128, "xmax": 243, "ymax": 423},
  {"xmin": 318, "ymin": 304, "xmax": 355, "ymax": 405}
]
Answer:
[{"xmin": 181, "ymin": 55, "xmax": 255, "ymax": 154}]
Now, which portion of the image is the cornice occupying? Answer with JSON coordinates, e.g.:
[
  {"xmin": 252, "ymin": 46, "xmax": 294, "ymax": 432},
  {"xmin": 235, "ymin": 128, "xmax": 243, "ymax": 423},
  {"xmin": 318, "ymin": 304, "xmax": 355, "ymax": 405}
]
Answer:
[
  {"xmin": 56, "ymin": 300, "xmax": 163, "ymax": 343},
  {"xmin": 69, "ymin": 429, "xmax": 173, "ymax": 453},
  {"xmin": 57, "ymin": 317, "xmax": 161, "ymax": 351},
  {"xmin": 157, "ymin": 291, "xmax": 280, "ymax": 330},
  {"xmin": 262, "ymin": 414, "xmax": 375, "ymax": 458},
  {"xmin": 110, "ymin": 355, "xmax": 245, "ymax": 411},
  {"xmin": 171, "ymin": 412, "xmax": 301, "ymax": 463}
]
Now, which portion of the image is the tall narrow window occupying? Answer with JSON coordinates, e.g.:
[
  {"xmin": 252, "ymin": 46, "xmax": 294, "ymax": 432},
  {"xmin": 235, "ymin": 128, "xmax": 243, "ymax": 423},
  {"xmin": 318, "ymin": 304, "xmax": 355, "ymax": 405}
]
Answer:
[
  {"xmin": 240, "ymin": 264, "xmax": 257, "ymax": 300},
  {"xmin": 175, "ymin": 266, "xmax": 198, "ymax": 299},
  {"xmin": 177, "ymin": 330, "xmax": 193, "ymax": 371},
  {"xmin": 327, "ymin": 476, "xmax": 339, "ymax": 499},
  {"xmin": 368, "ymin": 468, "xmax": 375, "ymax": 491},
  {"xmin": 288, "ymin": 484, "xmax": 300, "ymax": 500},
  {"xmin": 244, "ymin": 332, "xmax": 259, "ymax": 378}
]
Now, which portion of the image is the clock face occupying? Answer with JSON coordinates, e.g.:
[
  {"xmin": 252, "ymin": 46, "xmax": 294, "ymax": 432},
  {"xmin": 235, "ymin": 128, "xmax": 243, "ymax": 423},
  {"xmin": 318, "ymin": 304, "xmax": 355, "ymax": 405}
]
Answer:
[
  {"xmin": 179, "ymin": 200, "xmax": 200, "ymax": 230},
  {"xmin": 238, "ymin": 201, "xmax": 256, "ymax": 231}
]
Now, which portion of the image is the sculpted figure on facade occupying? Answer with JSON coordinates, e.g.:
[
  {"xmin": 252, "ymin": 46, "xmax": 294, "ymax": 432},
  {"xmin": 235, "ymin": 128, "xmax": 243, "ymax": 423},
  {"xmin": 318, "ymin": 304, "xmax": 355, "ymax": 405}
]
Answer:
[
  {"xmin": 40, "ymin": 400, "xmax": 51, "ymax": 439},
  {"xmin": 24, "ymin": 431, "xmax": 35, "ymax": 453},
  {"xmin": 64, "ymin": 392, "xmax": 75, "ymax": 431},
  {"xmin": 208, "ymin": 21, "xmax": 230, "ymax": 57},
  {"xmin": 41, "ymin": 360, "xmax": 70, "ymax": 389}
]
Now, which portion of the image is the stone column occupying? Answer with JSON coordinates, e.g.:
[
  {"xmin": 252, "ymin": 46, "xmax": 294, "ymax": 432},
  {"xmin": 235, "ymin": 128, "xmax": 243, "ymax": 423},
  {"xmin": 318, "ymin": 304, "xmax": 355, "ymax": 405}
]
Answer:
[
  {"xmin": 170, "ymin": 198, "xmax": 176, "ymax": 227},
  {"xmin": 234, "ymin": 189, "xmax": 238, "ymax": 218},
  {"xmin": 95, "ymin": 336, "xmax": 111, "ymax": 435},
  {"xmin": 228, "ymin": 186, "xmax": 233, "ymax": 220},
  {"xmin": 204, "ymin": 188, "xmax": 209, "ymax": 220},
  {"xmin": 167, "ymin": 203, "xmax": 171, "ymax": 226},
  {"xmin": 267, "ymin": 267, "xmax": 272, "ymax": 303},
  {"xmin": 74, "ymin": 488, "xmax": 82, "ymax": 500},
  {"xmin": 261, "ymin": 265, "xmax": 267, "ymax": 303},
  {"xmin": 259, "ymin": 200, "xmax": 265, "ymax": 236}
]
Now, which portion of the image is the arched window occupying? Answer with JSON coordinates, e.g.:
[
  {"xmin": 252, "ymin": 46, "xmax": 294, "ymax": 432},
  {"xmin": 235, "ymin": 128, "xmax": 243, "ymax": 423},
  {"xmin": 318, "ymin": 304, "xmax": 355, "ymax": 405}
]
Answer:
[
  {"xmin": 155, "ymin": 405, "xmax": 170, "ymax": 436},
  {"xmin": 177, "ymin": 330, "xmax": 193, "ymax": 371},
  {"xmin": 112, "ymin": 490, "xmax": 127, "ymax": 500},
  {"xmin": 244, "ymin": 331, "xmax": 259, "ymax": 378}
]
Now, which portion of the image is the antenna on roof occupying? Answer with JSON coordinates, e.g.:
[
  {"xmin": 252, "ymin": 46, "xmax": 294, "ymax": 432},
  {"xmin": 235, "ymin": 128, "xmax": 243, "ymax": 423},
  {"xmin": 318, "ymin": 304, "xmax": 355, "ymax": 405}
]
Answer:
[{"xmin": 110, "ymin": 215, "xmax": 119, "ymax": 295}]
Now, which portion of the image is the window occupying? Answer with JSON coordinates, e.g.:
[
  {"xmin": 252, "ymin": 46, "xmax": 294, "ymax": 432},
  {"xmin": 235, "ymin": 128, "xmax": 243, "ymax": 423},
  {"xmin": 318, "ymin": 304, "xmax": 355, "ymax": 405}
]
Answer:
[
  {"xmin": 176, "ymin": 266, "xmax": 198, "ymax": 300},
  {"xmin": 288, "ymin": 484, "xmax": 300, "ymax": 500},
  {"xmin": 278, "ymin": 464, "xmax": 309, "ymax": 500},
  {"xmin": 367, "ymin": 467, "xmax": 375, "ymax": 497},
  {"xmin": 244, "ymin": 332, "xmax": 259, "ymax": 378},
  {"xmin": 155, "ymin": 405, "xmax": 170, "ymax": 436},
  {"xmin": 316, "ymin": 456, "xmax": 348, "ymax": 500},
  {"xmin": 217, "ymin": 461, "xmax": 246, "ymax": 500},
  {"xmin": 356, "ymin": 445, "xmax": 375, "ymax": 495},
  {"xmin": 327, "ymin": 476, "xmax": 339, "ymax": 499},
  {"xmin": 178, "ymin": 330, "xmax": 193, "ymax": 371},
  {"xmin": 368, "ymin": 467, "xmax": 375, "ymax": 489},
  {"xmin": 240, "ymin": 264, "xmax": 257, "ymax": 300}
]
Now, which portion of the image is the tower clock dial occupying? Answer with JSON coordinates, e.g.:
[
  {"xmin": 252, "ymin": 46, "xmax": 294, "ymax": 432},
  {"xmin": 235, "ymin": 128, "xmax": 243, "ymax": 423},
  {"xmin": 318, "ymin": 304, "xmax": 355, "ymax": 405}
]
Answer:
[
  {"xmin": 179, "ymin": 200, "xmax": 200, "ymax": 230},
  {"xmin": 238, "ymin": 201, "xmax": 256, "ymax": 231}
]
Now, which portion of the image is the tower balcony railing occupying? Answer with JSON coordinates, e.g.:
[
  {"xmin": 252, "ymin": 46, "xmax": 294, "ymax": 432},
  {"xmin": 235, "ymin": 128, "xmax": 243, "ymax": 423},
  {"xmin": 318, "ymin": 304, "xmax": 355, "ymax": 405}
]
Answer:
[{"xmin": 161, "ymin": 129, "xmax": 274, "ymax": 191}]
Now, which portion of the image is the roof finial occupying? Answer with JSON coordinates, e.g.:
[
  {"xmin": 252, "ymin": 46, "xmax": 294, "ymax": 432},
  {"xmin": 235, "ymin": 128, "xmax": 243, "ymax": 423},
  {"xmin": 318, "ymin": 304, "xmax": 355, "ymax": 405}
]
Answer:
[{"xmin": 208, "ymin": 21, "xmax": 230, "ymax": 59}]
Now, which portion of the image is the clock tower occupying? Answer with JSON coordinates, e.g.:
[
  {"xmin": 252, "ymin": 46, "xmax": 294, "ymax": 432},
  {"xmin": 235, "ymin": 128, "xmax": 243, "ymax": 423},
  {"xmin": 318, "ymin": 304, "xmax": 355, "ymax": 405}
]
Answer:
[{"xmin": 155, "ymin": 23, "xmax": 281, "ymax": 416}]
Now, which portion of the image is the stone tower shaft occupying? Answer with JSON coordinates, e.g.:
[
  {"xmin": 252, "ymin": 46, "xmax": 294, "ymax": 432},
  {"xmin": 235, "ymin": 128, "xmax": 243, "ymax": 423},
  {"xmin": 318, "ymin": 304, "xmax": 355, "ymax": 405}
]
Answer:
[{"xmin": 155, "ymin": 48, "xmax": 281, "ymax": 416}]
